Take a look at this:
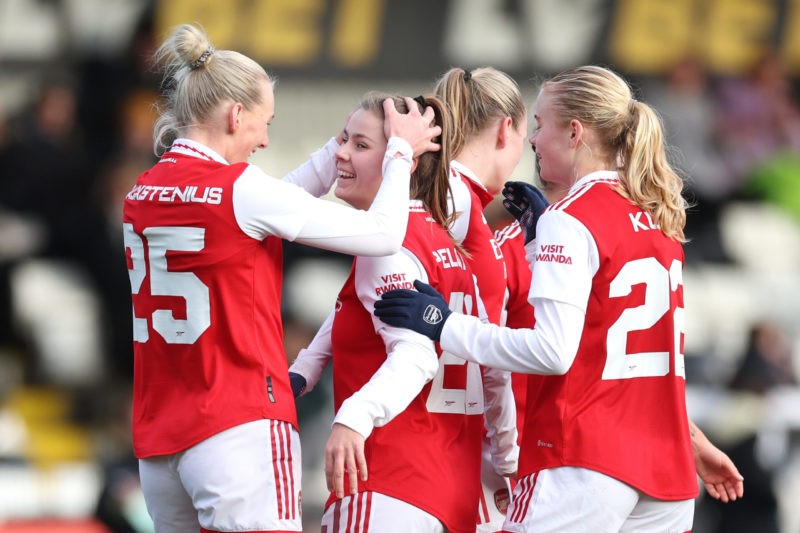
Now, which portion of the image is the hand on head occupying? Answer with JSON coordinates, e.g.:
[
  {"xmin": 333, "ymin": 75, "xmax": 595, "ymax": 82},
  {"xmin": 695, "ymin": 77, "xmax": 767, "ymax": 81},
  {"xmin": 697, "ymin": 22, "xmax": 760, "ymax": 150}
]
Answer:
[{"xmin": 383, "ymin": 97, "xmax": 442, "ymax": 157}]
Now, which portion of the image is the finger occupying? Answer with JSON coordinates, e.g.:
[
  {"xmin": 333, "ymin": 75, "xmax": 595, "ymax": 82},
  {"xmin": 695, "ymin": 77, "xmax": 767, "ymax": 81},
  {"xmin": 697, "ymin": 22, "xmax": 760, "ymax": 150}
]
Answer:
[
  {"xmin": 356, "ymin": 448, "xmax": 368, "ymax": 482},
  {"xmin": 420, "ymin": 139, "xmax": 442, "ymax": 153},
  {"xmin": 373, "ymin": 311, "xmax": 411, "ymax": 325},
  {"xmin": 345, "ymin": 450, "xmax": 360, "ymax": 495},
  {"xmin": 382, "ymin": 97, "xmax": 399, "ymax": 117},
  {"xmin": 704, "ymin": 482, "xmax": 721, "ymax": 501},
  {"xmin": 413, "ymin": 279, "xmax": 438, "ymax": 296},
  {"xmin": 420, "ymin": 103, "xmax": 437, "ymax": 121},
  {"xmin": 720, "ymin": 485, "xmax": 732, "ymax": 503},
  {"xmin": 727, "ymin": 479, "xmax": 743, "ymax": 501},
  {"xmin": 502, "ymin": 199, "xmax": 519, "ymax": 213},
  {"xmin": 376, "ymin": 289, "xmax": 417, "ymax": 301},
  {"xmin": 326, "ymin": 449, "xmax": 346, "ymax": 498},
  {"xmin": 373, "ymin": 304, "xmax": 412, "ymax": 319},
  {"xmin": 402, "ymin": 96, "xmax": 421, "ymax": 116},
  {"xmin": 324, "ymin": 450, "xmax": 334, "ymax": 493}
]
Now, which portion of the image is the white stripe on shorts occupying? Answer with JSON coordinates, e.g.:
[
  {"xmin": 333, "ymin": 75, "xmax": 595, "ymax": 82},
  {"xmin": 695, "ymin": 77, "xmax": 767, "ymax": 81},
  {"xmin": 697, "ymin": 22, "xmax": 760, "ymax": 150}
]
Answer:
[{"xmin": 270, "ymin": 419, "xmax": 297, "ymax": 520}]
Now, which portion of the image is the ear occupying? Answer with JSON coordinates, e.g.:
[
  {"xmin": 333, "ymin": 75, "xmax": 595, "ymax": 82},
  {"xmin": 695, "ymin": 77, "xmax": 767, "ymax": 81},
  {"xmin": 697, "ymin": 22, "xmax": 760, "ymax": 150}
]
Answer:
[
  {"xmin": 410, "ymin": 157, "xmax": 419, "ymax": 174},
  {"xmin": 568, "ymin": 119, "xmax": 583, "ymax": 148},
  {"xmin": 496, "ymin": 116, "xmax": 513, "ymax": 149},
  {"xmin": 228, "ymin": 102, "xmax": 245, "ymax": 134}
]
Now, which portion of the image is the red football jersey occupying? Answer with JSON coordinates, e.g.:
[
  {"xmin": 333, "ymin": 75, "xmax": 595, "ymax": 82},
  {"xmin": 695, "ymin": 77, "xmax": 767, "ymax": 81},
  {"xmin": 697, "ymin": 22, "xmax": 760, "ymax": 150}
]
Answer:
[
  {"xmin": 520, "ymin": 176, "xmax": 698, "ymax": 500},
  {"xmin": 330, "ymin": 205, "xmax": 484, "ymax": 533},
  {"xmin": 494, "ymin": 221, "xmax": 532, "ymax": 444},
  {"xmin": 123, "ymin": 151, "xmax": 297, "ymax": 458},
  {"xmin": 450, "ymin": 164, "xmax": 507, "ymax": 325}
]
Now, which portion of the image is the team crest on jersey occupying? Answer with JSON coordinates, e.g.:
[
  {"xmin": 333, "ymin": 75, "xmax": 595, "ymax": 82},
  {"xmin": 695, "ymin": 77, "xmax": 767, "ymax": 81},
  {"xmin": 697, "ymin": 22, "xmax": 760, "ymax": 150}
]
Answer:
[
  {"xmin": 494, "ymin": 488, "xmax": 511, "ymax": 514},
  {"xmin": 423, "ymin": 304, "xmax": 443, "ymax": 324}
]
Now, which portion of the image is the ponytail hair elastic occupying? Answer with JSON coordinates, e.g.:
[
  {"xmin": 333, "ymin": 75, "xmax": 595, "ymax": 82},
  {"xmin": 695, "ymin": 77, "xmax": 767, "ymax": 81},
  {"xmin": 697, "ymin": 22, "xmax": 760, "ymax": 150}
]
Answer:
[{"xmin": 189, "ymin": 46, "xmax": 215, "ymax": 70}]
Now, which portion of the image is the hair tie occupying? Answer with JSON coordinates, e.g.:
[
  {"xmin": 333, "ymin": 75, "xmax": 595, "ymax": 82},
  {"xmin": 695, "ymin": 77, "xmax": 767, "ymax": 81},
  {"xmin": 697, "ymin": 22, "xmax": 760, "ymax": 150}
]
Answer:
[
  {"xmin": 189, "ymin": 46, "xmax": 215, "ymax": 70},
  {"xmin": 413, "ymin": 95, "xmax": 427, "ymax": 110},
  {"xmin": 628, "ymin": 98, "xmax": 637, "ymax": 114},
  {"xmin": 462, "ymin": 69, "xmax": 472, "ymax": 82}
]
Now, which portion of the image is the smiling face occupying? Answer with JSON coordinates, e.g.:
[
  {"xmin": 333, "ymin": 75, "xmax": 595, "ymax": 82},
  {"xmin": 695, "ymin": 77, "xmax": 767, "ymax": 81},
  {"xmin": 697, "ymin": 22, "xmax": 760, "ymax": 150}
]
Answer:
[
  {"xmin": 529, "ymin": 89, "xmax": 574, "ymax": 187},
  {"xmin": 230, "ymin": 78, "xmax": 274, "ymax": 163},
  {"xmin": 333, "ymin": 108, "xmax": 388, "ymax": 210}
]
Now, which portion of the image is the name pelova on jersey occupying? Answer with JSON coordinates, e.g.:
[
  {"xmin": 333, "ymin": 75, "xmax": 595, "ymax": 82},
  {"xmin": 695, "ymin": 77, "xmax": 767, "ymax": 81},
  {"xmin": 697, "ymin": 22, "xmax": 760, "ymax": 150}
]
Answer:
[{"xmin": 126, "ymin": 184, "xmax": 223, "ymax": 205}]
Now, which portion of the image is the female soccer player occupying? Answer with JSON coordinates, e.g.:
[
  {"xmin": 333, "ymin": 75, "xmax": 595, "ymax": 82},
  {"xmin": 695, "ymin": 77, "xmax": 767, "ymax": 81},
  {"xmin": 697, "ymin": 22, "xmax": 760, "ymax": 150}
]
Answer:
[
  {"xmin": 122, "ymin": 24, "xmax": 439, "ymax": 533},
  {"xmin": 433, "ymin": 66, "xmax": 527, "ymax": 531},
  {"xmin": 290, "ymin": 93, "xmax": 516, "ymax": 532}
]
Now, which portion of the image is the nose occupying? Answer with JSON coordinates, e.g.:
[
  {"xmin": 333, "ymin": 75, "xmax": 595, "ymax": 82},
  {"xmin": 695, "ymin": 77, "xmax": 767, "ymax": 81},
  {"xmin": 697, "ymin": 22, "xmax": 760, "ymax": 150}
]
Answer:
[
  {"xmin": 528, "ymin": 131, "xmax": 537, "ymax": 151},
  {"xmin": 335, "ymin": 144, "xmax": 349, "ymax": 161}
]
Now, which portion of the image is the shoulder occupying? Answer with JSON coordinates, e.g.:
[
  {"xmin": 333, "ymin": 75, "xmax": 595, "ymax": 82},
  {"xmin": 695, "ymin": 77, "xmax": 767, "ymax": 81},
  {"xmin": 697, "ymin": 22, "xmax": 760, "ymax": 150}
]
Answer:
[{"xmin": 548, "ymin": 178, "xmax": 619, "ymax": 213}]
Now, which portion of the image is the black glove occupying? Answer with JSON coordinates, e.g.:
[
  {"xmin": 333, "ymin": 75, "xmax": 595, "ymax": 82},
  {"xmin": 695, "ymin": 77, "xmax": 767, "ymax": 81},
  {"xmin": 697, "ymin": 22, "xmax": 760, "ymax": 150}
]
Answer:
[
  {"xmin": 373, "ymin": 279, "xmax": 452, "ymax": 342},
  {"xmin": 289, "ymin": 372, "xmax": 307, "ymax": 398},
  {"xmin": 502, "ymin": 181, "xmax": 549, "ymax": 244}
]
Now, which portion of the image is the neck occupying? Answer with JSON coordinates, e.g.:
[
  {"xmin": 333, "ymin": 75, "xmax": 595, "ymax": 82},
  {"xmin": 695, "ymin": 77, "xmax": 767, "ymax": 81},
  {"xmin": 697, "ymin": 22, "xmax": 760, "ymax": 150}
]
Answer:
[
  {"xmin": 184, "ymin": 126, "xmax": 231, "ymax": 162},
  {"xmin": 454, "ymin": 139, "xmax": 496, "ymax": 189}
]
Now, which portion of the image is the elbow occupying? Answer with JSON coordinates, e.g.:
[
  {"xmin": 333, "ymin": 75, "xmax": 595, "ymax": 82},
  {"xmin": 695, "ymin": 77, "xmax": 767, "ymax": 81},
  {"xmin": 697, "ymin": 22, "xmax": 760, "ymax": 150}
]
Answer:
[
  {"xmin": 549, "ymin": 357, "xmax": 571, "ymax": 376},
  {"xmin": 421, "ymin": 358, "xmax": 439, "ymax": 382},
  {"xmin": 381, "ymin": 237, "xmax": 403, "ymax": 255},
  {"xmin": 534, "ymin": 327, "xmax": 576, "ymax": 375}
]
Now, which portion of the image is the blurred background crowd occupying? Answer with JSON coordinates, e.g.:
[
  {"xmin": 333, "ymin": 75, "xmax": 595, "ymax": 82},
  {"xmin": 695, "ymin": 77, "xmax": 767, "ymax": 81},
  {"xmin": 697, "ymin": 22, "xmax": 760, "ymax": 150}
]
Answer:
[{"xmin": 1, "ymin": 1, "xmax": 799, "ymax": 531}]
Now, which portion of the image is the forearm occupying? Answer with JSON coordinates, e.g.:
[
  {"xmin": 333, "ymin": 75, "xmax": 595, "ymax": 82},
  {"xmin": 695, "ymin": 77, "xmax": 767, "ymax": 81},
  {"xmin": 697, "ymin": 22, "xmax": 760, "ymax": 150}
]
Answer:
[{"xmin": 281, "ymin": 138, "xmax": 339, "ymax": 197}]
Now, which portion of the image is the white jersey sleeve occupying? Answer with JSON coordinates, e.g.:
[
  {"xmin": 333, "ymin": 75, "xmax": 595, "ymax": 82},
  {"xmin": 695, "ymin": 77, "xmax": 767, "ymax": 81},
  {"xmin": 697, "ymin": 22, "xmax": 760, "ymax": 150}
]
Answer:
[
  {"xmin": 439, "ymin": 209, "xmax": 598, "ymax": 375},
  {"xmin": 528, "ymin": 209, "xmax": 598, "ymax": 308},
  {"xmin": 481, "ymin": 366, "xmax": 519, "ymax": 475},
  {"xmin": 289, "ymin": 311, "xmax": 334, "ymax": 394},
  {"xmin": 333, "ymin": 249, "xmax": 440, "ymax": 439},
  {"xmin": 233, "ymin": 137, "xmax": 413, "ymax": 256},
  {"xmin": 281, "ymin": 137, "xmax": 339, "ymax": 197}
]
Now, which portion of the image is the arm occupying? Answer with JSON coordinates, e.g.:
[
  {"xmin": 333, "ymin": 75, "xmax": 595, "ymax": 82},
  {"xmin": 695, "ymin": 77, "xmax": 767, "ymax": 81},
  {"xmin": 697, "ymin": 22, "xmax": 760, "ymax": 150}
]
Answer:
[
  {"xmin": 691, "ymin": 420, "xmax": 744, "ymax": 502},
  {"xmin": 281, "ymin": 137, "xmax": 339, "ymax": 197},
  {"xmin": 289, "ymin": 311, "xmax": 335, "ymax": 396},
  {"xmin": 326, "ymin": 251, "xmax": 440, "ymax": 498},
  {"xmin": 233, "ymin": 137, "xmax": 412, "ymax": 256},
  {"xmin": 481, "ymin": 365, "xmax": 519, "ymax": 476},
  {"xmin": 235, "ymin": 99, "xmax": 441, "ymax": 256},
  {"xmin": 374, "ymin": 210, "xmax": 597, "ymax": 374}
]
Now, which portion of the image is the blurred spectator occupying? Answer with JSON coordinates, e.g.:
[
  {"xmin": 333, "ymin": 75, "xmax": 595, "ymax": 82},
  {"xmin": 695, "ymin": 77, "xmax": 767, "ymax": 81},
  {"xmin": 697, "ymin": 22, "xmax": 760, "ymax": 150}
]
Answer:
[
  {"xmin": 75, "ymin": 5, "xmax": 159, "ymax": 164},
  {"xmin": 715, "ymin": 50, "xmax": 800, "ymax": 191},
  {"xmin": 728, "ymin": 321, "xmax": 798, "ymax": 395},
  {"xmin": 698, "ymin": 320, "xmax": 798, "ymax": 533},
  {"xmin": 644, "ymin": 56, "xmax": 732, "ymax": 264},
  {"xmin": 0, "ymin": 73, "xmax": 132, "ymax": 382}
]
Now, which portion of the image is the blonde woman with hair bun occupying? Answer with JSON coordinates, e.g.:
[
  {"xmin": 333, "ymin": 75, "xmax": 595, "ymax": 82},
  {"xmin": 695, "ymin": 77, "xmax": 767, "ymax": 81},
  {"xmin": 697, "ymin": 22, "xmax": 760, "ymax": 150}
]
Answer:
[{"xmin": 123, "ymin": 23, "xmax": 441, "ymax": 533}]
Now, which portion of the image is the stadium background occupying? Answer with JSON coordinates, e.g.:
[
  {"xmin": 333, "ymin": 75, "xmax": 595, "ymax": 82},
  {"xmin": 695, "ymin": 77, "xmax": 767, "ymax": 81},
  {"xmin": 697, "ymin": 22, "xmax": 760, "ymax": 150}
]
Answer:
[{"xmin": 1, "ymin": 0, "xmax": 800, "ymax": 531}]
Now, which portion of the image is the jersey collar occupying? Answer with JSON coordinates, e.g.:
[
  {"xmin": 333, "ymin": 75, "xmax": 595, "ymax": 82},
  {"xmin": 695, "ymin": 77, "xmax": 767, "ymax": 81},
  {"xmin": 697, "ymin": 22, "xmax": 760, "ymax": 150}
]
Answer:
[
  {"xmin": 168, "ymin": 138, "xmax": 229, "ymax": 164},
  {"xmin": 450, "ymin": 160, "xmax": 494, "ymax": 208},
  {"xmin": 568, "ymin": 170, "xmax": 619, "ymax": 195}
]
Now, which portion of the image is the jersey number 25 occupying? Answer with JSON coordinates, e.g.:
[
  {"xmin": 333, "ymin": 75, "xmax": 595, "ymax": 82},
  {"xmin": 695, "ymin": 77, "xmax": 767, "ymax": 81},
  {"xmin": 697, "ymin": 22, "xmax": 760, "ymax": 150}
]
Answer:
[{"xmin": 124, "ymin": 224, "xmax": 211, "ymax": 344}]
